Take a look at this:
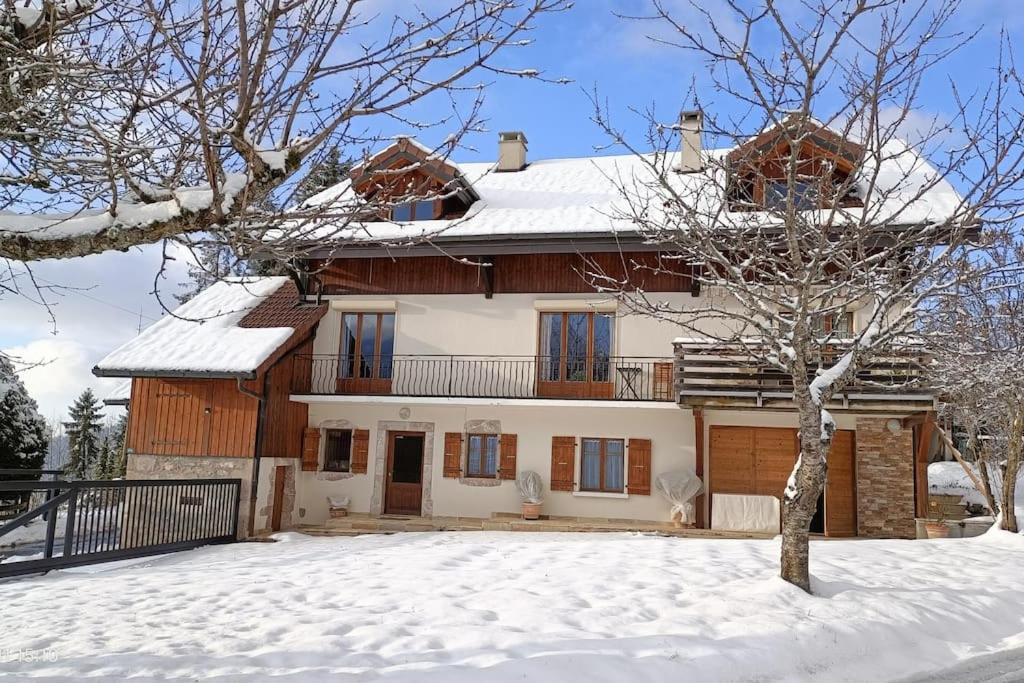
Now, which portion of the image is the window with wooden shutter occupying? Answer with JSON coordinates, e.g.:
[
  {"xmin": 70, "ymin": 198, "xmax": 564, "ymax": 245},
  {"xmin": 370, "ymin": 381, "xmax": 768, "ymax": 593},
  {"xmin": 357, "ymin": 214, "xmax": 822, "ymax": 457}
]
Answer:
[
  {"xmin": 350, "ymin": 429, "xmax": 370, "ymax": 473},
  {"xmin": 550, "ymin": 436, "xmax": 576, "ymax": 491},
  {"xmin": 627, "ymin": 438, "xmax": 652, "ymax": 495},
  {"xmin": 443, "ymin": 432, "xmax": 463, "ymax": 477},
  {"xmin": 498, "ymin": 433, "xmax": 517, "ymax": 480},
  {"xmin": 301, "ymin": 428, "xmax": 320, "ymax": 472}
]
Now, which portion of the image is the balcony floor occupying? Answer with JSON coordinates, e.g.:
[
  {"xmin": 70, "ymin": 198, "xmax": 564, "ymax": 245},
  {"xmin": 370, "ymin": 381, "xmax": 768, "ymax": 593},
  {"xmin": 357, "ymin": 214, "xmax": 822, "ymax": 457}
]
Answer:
[{"xmin": 289, "ymin": 393, "xmax": 682, "ymax": 409}]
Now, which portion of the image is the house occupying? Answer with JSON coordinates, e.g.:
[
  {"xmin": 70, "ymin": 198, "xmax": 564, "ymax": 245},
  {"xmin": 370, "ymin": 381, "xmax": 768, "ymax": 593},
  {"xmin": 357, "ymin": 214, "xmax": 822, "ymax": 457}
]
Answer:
[{"xmin": 93, "ymin": 118, "xmax": 953, "ymax": 539}]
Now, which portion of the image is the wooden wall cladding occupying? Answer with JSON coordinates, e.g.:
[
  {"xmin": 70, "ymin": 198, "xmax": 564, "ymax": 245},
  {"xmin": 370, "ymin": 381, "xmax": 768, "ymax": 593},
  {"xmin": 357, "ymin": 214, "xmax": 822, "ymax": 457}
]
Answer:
[
  {"xmin": 127, "ymin": 378, "xmax": 258, "ymax": 458},
  {"xmin": 259, "ymin": 339, "xmax": 312, "ymax": 459},
  {"xmin": 315, "ymin": 252, "xmax": 692, "ymax": 295}
]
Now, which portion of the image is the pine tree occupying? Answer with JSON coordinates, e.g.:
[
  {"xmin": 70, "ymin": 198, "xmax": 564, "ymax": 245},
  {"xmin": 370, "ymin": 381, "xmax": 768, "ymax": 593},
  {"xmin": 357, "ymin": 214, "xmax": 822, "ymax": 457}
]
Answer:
[
  {"xmin": 64, "ymin": 389, "xmax": 104, "ymax": 480},
  {"xmin": 95, "ymin": 436, "xmax": 113, "ymax": 480},
  {"xmin": 0, "ymin": 355, "xmax": 48, "ymax": 480},
  {"xmin": 109, "ymin": 413, "xmax": 128, "ymax": 479},
  {"xmin": 295, "ymin": 147, "xmax": 349, "ymax": 204}
]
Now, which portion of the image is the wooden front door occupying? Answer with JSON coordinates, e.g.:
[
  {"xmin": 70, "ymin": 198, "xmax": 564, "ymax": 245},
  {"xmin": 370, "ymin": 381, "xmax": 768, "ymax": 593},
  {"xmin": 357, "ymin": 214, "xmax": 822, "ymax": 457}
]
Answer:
[
  {"xmin": 384, "ymin": 431, "xmax": 425, "ymax": 516},
  {"xmin": 270, "ymin": 465, "xmax": 287, "ymax": 532}
]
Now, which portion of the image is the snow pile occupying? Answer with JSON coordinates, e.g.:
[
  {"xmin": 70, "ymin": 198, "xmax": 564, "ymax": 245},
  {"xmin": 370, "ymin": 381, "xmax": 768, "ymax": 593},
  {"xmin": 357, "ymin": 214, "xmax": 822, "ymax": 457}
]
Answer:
[
  {"xmin": 929, "ymin": 461, "xmax": 1024, "ymax": 515},
  {"xmin": 3, "ymin": 531, "xmax": 1024, "ymax": 681},
  {"xmin": 94, "ymin": 277, "xmax": 294, "ymax": 375}
]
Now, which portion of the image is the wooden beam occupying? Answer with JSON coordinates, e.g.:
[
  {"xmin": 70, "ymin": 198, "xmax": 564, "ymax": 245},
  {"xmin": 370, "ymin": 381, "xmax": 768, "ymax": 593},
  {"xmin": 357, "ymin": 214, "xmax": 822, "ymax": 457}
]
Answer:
[
  {"xmin": 914, "ymin": 411, "xmax": 935, "ymax": 518},
  {"xmin": 482, "ymin": 256, "xmax": 495, "ymax": 299},
  {"xmin": 694, "ymin": 408, "xmax": 705, "ymax": 528}
]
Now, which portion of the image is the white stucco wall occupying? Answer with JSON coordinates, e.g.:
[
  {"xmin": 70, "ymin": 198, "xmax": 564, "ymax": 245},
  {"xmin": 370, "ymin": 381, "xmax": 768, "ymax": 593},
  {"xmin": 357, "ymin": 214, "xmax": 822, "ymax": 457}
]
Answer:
[{"xmin": 294, "ymin": 400, "xmax": 696, "ymax": 525}]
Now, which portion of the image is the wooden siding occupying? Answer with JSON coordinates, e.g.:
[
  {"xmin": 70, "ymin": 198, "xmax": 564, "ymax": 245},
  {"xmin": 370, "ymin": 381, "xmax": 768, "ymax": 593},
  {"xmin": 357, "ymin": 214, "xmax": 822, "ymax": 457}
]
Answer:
[
  {"xmin": 259, "ymin": 339, "xmax": 312, "ymax": 459},
  {"xmin": 315, "ymin": 252, "xmax": 692, "ymax": 295},
  {"xmin": 708, "ymin": 426, "xmax": 857, "ymax": 537},
  {"xmin": 127, "ymin": 378, "xmax": 258, "ymax": 458}
]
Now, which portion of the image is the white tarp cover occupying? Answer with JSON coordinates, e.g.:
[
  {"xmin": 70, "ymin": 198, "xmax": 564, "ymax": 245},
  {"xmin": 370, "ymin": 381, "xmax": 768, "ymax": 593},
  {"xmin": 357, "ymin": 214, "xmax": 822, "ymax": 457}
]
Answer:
[
  {"xmin": 711, "ymin": 493, "xmax": 781, "ymax": 534},
  {"xmin": 516, "ymin": 471, "xmax": 543, "ymax": 504},
  {"xmin": 655, "ymin": 469, "xmax": 704, "ymax": 524}
]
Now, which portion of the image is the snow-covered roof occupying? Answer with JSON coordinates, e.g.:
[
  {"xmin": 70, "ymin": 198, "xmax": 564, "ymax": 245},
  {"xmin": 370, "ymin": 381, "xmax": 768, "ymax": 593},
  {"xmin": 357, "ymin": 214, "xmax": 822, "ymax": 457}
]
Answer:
[
  {"xmin": 94, "ymin": 277, "xmax": 305, "ymax": 377},
  {"xmin": 295, "ymin": 137, "xmax": 963, "ymax": 246},
  {"xmin": 102, "ymin": 379, "xmax": 133, "ymax": 405}
]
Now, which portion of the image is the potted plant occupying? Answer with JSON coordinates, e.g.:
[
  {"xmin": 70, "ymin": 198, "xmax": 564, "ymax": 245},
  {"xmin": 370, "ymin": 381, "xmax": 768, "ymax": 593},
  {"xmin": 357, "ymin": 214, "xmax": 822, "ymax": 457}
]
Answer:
[
  {"xmin": 327, "ymin": 496, "xmax": 350, "ymax": 519},
  {"xmin": 516, "ymin": 471, "xmax": 544, "ymax": 520}
]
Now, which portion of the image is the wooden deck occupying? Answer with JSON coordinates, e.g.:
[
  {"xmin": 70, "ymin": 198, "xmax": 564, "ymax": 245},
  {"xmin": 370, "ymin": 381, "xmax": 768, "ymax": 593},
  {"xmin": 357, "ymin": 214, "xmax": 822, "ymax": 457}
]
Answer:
[{"xmin": 294, "ymin": 512, "xmax": 776, "ymax": 539}]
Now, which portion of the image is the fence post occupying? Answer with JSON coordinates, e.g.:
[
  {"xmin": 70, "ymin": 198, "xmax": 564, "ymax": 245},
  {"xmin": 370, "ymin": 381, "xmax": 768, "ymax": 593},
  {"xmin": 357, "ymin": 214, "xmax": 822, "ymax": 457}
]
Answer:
[
  {"xmin": 230, "ymin": 481, "xmax": 240, "ymax": 539},
  {"xmin": 61, "ymin": 485, "xmax": 78, "ymax": 559},
  {"xmin": 43, "ymin": 487, "xmax": 59, "ymax": 559}
]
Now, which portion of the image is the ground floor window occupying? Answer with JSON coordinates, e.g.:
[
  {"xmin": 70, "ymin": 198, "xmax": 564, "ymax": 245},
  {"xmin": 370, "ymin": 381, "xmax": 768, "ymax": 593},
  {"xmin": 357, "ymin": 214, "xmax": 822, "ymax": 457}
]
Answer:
[
  {"xmin": 466, "ymin": 434, "xmax": 499, "ymax": 478},
  {"xmin": 580, "ymin": 437, "xmax": 625, "ymax": 493},
  {"xmin": 323, "ymin": 429, "xmax": 353, "ymax": 472}
]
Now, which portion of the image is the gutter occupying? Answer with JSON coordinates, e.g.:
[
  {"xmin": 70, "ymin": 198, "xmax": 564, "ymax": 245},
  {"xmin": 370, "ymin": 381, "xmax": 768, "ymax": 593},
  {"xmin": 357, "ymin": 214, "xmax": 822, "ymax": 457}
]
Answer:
[
  {"xmin": 92, "ymin": 367, "xmax": 256, "ymax": 380},
  {"xmin": 236, "ymin": 376, "xmax": 268, "ymax": 539}
]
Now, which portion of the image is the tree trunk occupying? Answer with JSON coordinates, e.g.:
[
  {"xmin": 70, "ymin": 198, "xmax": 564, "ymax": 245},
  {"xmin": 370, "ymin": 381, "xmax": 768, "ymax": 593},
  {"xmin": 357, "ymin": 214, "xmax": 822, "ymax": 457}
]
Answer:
[
  {"xmin": 1001, "ymin": 414, "xmax": 1021, "ymax": 533},
  {"xmin": 780, "ymin": 404, "xmax": 830, "ymax": 593}
]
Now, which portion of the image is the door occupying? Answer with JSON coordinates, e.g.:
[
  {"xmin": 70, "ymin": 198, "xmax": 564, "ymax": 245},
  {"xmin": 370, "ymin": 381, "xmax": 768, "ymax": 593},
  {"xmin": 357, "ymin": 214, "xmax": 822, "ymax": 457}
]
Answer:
[
  {"xmin": 384, "ymin": 431, "xmax": 425, "ymax": 515},
  {"xmin": 536, "ymin": 311, "xmax": 615, "ymax": 399},
  {"xmin": 708, "ymin": 426, "xmax": 857, "ymax": 537},
  {"xmin": 270, "ymin": 465, "xmax": 287, "ymax": 532}
]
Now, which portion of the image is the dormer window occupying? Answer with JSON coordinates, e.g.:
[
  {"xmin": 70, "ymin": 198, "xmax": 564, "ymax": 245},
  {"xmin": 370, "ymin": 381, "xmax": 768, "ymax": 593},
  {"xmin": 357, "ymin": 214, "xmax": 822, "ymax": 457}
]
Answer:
[
  {"xmin": 392, "ymin": 200, "xmax": 439, "ymax": 222},
  {"xmin": 765, "ymin": 180, "xmax": 820, "ymax": 211}
]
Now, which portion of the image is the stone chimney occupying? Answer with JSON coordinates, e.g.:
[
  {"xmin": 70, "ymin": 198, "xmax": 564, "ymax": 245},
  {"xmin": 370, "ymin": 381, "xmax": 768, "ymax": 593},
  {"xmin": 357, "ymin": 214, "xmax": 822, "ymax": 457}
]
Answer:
[
  {"xmin": 677, "ymin": 110, "xmax": 703, "ymax": 173},
  {"xmin": 497, "ymin": 131, "xmax": 528, "ymax": 172}
]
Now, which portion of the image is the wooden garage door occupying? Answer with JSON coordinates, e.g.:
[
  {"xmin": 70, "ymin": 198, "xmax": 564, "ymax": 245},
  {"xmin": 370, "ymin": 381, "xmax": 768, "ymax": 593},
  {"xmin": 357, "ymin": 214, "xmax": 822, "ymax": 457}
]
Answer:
[{"xmin": 709, "ymin": 426, "xmax": 856, "ymax": 537}]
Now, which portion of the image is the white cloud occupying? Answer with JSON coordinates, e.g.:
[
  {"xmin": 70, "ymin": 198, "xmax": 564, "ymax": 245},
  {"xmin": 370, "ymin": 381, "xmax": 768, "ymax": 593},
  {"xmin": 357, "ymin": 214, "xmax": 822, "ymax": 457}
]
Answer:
[{"xmin": 2, "ymin": 242, "xmax": 191, "ymax": 422}]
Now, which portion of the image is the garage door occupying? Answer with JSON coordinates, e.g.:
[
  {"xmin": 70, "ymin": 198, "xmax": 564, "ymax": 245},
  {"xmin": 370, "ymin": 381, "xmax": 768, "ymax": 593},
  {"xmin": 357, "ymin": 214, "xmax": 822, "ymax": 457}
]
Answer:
[{"xmin": 709, "ymin": 426, "xmax": 856, "ymax": 537}]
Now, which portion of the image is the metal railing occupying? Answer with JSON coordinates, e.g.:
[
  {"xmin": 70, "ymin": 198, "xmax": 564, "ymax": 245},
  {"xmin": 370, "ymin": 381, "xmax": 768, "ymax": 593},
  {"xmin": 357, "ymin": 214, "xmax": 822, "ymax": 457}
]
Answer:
[
  {"xmin": 291, "ymin": 354, "xmax": 676, "ymax": 402},
  {"xmin": 673, "ymin": 340, "xmax": 934, "ymax": 409},
  {"xmin": 0, "ymin": 478, "xmax": 240, "ymax": 578}
]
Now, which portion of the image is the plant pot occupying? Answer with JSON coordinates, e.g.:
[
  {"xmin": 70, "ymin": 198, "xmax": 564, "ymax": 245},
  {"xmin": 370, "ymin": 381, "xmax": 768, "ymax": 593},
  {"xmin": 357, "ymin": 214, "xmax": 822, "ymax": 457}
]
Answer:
[
  {"xmin": 329, "ymin": 507, "xmax": 348, "ymax": 519},
  {"xmin": 925, "ymin": 521, "xmax": 950, "ymax": 539},
  {"xmin": 521, "ymin": 502, "xmax": 541, "ymax": 520}
]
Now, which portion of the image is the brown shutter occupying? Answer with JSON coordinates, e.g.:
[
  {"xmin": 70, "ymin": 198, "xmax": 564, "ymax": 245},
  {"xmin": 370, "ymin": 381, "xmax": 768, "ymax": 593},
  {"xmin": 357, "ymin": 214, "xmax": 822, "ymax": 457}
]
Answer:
[
  {"xmin": 301, "ymin": 428, "xmax": 320, "ymax": 472},
  {"xmin": 443, "ymin": 432, "xmax": 463, "ymax": 477},
  {"xmin": 627, "ymin": 438, "xmax": 652, "ymax": 495},
  {"xmin": 550, "ymin": 436, "xmax": 576, "ymax": 491},
  {"xmin": 351, "ymin": 429, "xmax": 370, "ymax": 473},
  {"xmin": 498, "ymin": 433, "xmax": 518, "ymax": 480}
]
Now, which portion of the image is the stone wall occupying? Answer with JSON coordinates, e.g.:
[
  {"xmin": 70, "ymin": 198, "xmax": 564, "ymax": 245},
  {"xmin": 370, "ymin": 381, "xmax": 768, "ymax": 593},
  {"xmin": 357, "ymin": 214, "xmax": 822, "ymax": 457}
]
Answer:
[
  {"xmin": 854, "ymin": 417, "xmax": 915, "ymax": 538},
  {"xmin": 128, "ymin": 453, "xmax": 255, "ymax": 538}
]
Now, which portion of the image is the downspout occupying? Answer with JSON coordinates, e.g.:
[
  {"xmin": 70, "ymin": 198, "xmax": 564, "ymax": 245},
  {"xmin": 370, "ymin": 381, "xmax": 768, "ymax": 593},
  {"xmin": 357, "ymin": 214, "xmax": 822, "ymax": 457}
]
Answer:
[{"xmin": 237, "ymin": 375, "xmax": 268, "ymax": 538}]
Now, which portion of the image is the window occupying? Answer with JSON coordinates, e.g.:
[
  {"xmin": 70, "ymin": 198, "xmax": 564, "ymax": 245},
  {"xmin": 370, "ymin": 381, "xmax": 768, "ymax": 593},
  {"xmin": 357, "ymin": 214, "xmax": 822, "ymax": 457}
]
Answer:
[
  {"xmin": 392, "ymin": 200, "xmax": 437, "ymax": 221},
  {"xmin": 323, "ymin": 429, "xmax": 353, "ymax": 472},
  {"xmin": 539, "ymin": 311, "xmax": 614, "ymax": 382},
  {"xmin": 812, "ymin": 311, "xmax": 853, "ymax": 337},
  {"xmin": 340, "ymin": 312, "xmax": 395, "ymax": 380},
  {"xmin": 466, "ymin": 434, "xmax": 499, "ymax": 478},
  {"xmin": 765, "ymin": 180, "xmax": 820, "ymax": 211},
  {"xmin": 580, "ymin": 438, "xmax": 625, "ymax": 493}
]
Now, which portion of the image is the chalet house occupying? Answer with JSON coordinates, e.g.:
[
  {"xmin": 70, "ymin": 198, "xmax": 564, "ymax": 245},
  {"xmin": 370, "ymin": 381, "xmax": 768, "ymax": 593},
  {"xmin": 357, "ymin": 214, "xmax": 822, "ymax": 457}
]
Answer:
[{"xmin": 93, "ymin": 118, "xmax": 952, "ymax": 539}]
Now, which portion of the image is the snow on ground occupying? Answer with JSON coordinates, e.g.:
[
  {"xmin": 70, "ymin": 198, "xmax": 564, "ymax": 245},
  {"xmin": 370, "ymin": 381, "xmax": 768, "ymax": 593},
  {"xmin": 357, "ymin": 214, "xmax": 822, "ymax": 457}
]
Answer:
[{"xmin": 2, "ymin": 531, "xmax": 1024, "ymax": 682}]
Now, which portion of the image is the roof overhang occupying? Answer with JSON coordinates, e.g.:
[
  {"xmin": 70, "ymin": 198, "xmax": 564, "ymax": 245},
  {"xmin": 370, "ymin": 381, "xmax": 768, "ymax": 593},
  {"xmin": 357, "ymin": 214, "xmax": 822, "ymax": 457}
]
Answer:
[{"xmin": 91, "ymin": 367, "xmax": 256, "ymax": 380}]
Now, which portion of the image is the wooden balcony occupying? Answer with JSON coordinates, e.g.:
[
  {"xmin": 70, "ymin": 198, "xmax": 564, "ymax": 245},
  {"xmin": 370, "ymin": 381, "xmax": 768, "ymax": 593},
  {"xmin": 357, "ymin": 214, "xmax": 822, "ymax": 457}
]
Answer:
[
  {"xmin": 673, "ymin": 340, "xmax": 935, "ymax": 412},
  {"xmin": 291, "ymin": 355, "xmax": 675, "ymax": 403}
]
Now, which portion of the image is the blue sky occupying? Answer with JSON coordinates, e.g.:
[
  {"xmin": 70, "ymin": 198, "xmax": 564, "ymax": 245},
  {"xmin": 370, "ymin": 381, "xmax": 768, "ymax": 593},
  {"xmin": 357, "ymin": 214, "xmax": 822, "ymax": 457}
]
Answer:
[{"xmin": 4, "ymin": 0, "xmax": 1023, "ymax": 421}]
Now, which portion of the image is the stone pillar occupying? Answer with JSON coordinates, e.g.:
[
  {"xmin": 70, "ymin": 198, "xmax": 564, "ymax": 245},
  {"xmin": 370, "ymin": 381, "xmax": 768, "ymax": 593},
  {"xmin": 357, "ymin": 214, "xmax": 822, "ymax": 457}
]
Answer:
[{"xmin": 855, "ymin": 418, "xmax": 915, "ymax": 538}]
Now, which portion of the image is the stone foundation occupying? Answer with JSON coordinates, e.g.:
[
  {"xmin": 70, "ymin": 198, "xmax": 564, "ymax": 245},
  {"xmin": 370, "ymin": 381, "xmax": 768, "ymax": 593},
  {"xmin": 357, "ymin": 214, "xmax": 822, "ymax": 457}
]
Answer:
[
  {"xmin": 127, "ymin": 453, "xmax": 254, "ymax": 538},
  {"xmin": 855, "ymin": 418, "xmax": 915, "ymax": 538}
]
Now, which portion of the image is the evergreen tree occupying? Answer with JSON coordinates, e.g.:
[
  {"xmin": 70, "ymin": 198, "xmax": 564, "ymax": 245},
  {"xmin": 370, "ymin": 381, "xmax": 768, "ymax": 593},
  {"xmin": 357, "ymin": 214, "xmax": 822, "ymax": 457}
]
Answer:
[
  {"xmin": 295, "ymin": 147, "xmax": 350, "ymax": 204},
  {"xmin": 0, "ymin": 355, "xmax": 48, "ymax": 480},
  {"xmin": 64, "ymin": 389, "xmax": 104, "ymax": 480},
  {"xmin": 95, "ymin": 436, "xmax": 113, "ymax": 480},
  {"xmin": 109, "ymin": 413, "xmax": 128, "ymax": 479}
]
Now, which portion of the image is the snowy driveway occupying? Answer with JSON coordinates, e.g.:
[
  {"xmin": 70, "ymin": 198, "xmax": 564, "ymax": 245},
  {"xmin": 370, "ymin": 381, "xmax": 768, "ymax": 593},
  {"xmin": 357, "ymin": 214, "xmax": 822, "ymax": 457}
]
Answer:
[{"xmin": 2, "ymin": 531, "xmax": 1024, "ymax": 681}]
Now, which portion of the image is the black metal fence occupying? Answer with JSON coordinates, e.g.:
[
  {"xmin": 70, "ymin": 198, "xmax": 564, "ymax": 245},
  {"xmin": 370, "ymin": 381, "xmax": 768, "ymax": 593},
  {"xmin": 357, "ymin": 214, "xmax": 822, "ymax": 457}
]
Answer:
[
  {"xmin": 0, "ymin": 477, "xmax": 241, "ymax": 578},
  {"xmin": 292, "ymin": 354, "xmax": 676, "ymax": 402}
]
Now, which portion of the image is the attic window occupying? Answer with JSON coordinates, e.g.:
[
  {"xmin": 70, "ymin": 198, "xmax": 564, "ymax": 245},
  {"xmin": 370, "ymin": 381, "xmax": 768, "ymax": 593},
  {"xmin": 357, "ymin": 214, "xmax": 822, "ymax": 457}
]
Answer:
[
  {"xmin": 765, "ymin": 180, "xmax": 820, "ymax": 211},
  {"xmin": 392, "ymin": 200, "xmax": 439, "ymax": 222}
]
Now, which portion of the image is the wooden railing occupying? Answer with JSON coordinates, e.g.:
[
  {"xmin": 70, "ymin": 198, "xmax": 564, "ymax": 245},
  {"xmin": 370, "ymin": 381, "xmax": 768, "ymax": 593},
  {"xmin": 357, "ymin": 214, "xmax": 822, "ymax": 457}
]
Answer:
[
  {"xmin": 291, "ymin": 355, "xmax": 676, "ymax": 402},
  {"xmin": 673, "ymin": 340, "xmax": 935, "ymax": 411}
]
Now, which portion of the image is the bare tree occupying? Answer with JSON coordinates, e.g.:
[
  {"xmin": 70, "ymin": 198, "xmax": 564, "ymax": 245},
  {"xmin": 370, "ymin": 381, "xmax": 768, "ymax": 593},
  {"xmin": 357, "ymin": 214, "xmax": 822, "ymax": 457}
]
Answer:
[
  {"xmin": 0, "ymin": 0, "xmax": 569, "ymax": 274},
  {"xmin": 926, "ymin": 240, "xmax": 1024, "ymax": 533},
  {"xmin": 591, "ymin": 0, "xmax": 1024, "ymax": 591}
]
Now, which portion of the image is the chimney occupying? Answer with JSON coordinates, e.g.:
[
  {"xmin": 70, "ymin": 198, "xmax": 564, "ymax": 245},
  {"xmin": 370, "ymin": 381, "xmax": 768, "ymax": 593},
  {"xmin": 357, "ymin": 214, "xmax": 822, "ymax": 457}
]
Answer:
[
  {"xmin": 497, "ymin": 131, "xmax": 528, "ymax": 172},
  {"xmin": 677, "ymin": 110, "xmax": 703, "ymax": 173}
]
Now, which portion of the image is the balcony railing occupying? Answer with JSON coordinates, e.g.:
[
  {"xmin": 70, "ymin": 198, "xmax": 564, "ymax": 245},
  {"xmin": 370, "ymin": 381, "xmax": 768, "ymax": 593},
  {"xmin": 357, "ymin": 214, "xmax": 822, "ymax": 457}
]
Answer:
[
  {"xmin": 291, "ymin": 355, "xmax": 675, "ymax": 402},
  {"xmin": 673, "ymin": 340, "xmax": 935, "ymax": 411}
]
